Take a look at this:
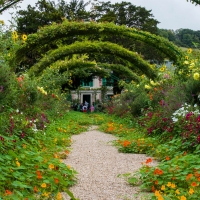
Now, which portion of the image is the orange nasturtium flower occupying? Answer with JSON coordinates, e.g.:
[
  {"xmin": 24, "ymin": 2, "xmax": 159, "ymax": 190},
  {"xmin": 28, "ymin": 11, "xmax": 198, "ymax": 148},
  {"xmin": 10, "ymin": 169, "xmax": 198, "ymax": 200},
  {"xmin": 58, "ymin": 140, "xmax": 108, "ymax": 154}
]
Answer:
[
  {"xmin": 166, "ymin": 156, "xmax": 170, "ymax": 161},
  {"xmin": 191, "ymin": 182, "xmax": 197, "ymax": 187},
  {"xmin": 34, "ymin": 186, "xmax": 38, "ymax": 193},
  {"xmin": 146, "ymin": 158, "xmax": 152, "ymax": 164},
  {"xmin": 54, "ymin": 178, "xmax": 59, "ymax": 184},
  {"xmin": 155, "ymin": 180, "xmax": 158, "ymax": 185},
  {"xmin": 154, "ymin": 168, "xmax": 163, "ymax": 175},
  {"xmin": 186, "ymin": 174, "xmax": 193, "ymax": 181},
  {"xmin": 123, "ymin": 140, "xmax": 131, "ymax": 147},
  {"xmin": 5, "ymin": 190, "xmax": 12, "ymax": 195}
]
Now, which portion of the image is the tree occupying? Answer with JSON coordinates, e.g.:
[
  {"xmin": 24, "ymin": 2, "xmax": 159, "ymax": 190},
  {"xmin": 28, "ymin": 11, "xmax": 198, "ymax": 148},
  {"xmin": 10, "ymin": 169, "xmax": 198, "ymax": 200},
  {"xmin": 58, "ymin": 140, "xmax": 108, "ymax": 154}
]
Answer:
[
  {"xmin": 15, "ymin": 0, "xmax": 90, "ymax": 34},
  {"xmin": 0, "ymin": 0, "xmax": 22, "ymax": 13},
  {"xmin": 187, "ymin": 0, "xmax": 200, "ymax": 5}
]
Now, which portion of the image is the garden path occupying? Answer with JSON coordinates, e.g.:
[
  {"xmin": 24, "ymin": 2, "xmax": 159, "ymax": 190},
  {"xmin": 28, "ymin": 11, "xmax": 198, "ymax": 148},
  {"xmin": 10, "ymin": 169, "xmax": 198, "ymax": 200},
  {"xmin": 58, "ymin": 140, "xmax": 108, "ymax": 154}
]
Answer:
[{"xmin": 62, "ymin": 126, "xmax": 156, "ymax": 200}]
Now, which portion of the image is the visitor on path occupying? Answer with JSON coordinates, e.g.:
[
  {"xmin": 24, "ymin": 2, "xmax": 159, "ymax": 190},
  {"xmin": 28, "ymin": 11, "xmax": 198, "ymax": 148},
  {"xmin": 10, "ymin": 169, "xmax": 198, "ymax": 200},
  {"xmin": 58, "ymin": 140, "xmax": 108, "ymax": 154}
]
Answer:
[
  {"xmin": 79, "ymin": 103, "xmax": 83, "ymax": 112},
  {"xmin": 90, "ymin": 103, "xmax": 95, "ymax": 112},
  {"xmin": 84, "ymin": 101, "xmax": 89, "ymax": 110},
  {"xmin": 82, "ymin": 105, "xmax": 87, "ymax": 112}
]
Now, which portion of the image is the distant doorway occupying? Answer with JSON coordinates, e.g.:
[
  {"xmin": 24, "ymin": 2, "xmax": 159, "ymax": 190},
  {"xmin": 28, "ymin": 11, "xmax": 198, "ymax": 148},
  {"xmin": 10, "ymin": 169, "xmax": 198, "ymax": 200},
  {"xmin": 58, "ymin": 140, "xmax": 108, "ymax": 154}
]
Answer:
[{"xmin": 83, "ymin": 95, "xmax": 91, "ymax": 107}]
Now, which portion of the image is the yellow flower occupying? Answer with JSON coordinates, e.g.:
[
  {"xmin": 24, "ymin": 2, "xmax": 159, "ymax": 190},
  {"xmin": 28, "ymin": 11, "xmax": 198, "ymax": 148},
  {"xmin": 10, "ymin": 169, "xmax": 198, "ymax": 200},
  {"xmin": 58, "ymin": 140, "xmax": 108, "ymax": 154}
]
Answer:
[
  {"xmin": 159, "ymin": 67, "xmax": 165, "ymax": 72},
  {"xmin": 141, "ymin": 74, "xmax": 145, "ymax": 79},
  {"xmin": 145, "ymin": 84, "xmax": 151, "ymax": 90},
  {"xmin": 171, "ymin": 183, "xmax": 176, "ymax": 188},
  {"xmin": 0, "ymin": 20, "xmax": 4, "ymax": 25},
  {"xmin": 178, "ymin": 70, "xmax": 183, "ymax": 75},
  {"xmin": 41, "ymin": 183, "xmax": 47, "ymax": 188},
  {"xmin": 12, "ymin": 31, "xmax": 18, "ymax": 40},
  {"xmin": 185, "ymin": 56, "xmax": 189, "ymax": 60},
  {"xmin": 184, "ymin": 61, "xmax": 189, "ymax": 65},
  {"xmin": 193, "ymin": 72, "xmax": 199, "ymax": 80},
  {"xmin": 167, "ymin": 182, "xmax": 172, "ymax": 187},
  {"xmin": 161, "ymin": 185, "xmax": 165, "ymax": 190},
  {"xmin": 189, "ymin": 65, "xmax": 194, "ymax": 70},
  {"xmin": 154, "ymin": 190, "xmax": 160, "ymax": 197},
  {"xmin": 22, "ymin": 34, "xmax": 27, "ymax": 41},
  {"xmin": 56, "ymin": 192, "xmax": 62, "ymax": 200},
  {"xmin": 180, "ymin": 196, "xmax": 187, "ymax": 200},
  {"xmin": 49, "ymin": 164, "xmax": 54, "ymax": 169},
  {"xmin": 187, "ymin": 48, "xmax": 192, "ymax": 54},
  {"xmin": 16, "ymin": 161, "xmax": 20, "ymax": 167},
  {"xmin": 189, "ymin": 188, "xmax": 194, "ymax": 195},
  {"xmin": 42, "ymin": 192, "xmax": 49, "ymax": 197},
  {"xmin": 175, "ymin": 189, "xmax": 180, "ymax": 194},
  {"xmin": 158, "ymin": 195, "xmax": 164, "ymax": 200},
  {"xmin": 150, "ymin": 79, "xmax": 156, "ymax": 86}
]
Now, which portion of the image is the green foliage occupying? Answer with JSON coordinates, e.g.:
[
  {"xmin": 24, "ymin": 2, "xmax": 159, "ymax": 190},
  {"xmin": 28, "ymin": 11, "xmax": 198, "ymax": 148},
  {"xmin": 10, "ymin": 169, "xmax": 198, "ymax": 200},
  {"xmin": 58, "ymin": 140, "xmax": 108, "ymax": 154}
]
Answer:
[
  {"xmin": 0, "ymin": 0, "xmax": 22, "ymax": 13},
  {"xmin": 13, "ymin": 20, "xmax": 183, "ymax": 65},
  {"xmin": 158, "ymin": 28, "xmax": 200, "ymax": 49},
  {"xmin": 187, "ymin": 0, "xmax": 200, "ymax": 5},
  {"xmin": 28, "ymin": 40, "xmax": 156, "ymax": 80}
]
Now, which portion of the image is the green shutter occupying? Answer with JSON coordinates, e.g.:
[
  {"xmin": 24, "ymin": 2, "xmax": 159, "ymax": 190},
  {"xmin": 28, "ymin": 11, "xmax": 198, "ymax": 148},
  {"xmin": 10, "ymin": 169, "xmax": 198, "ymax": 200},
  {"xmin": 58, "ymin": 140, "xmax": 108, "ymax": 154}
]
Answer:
[
  {"xmin": 102, "ymin": 78, "xmax": 106, "ymax": 86},
  {"xmin": 89, "ymin": 80, "xmax": 93, "ymax": 87}
]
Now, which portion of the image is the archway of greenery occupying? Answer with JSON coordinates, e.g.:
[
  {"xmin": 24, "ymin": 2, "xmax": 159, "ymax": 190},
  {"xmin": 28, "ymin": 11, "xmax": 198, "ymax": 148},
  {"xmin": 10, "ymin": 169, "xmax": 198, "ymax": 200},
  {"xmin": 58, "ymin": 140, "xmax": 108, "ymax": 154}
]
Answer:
[
  {"xmin": 14, "ymin": 20, "xmax": 183, "ymax": 64},
  {"xmin": 50, "ymin": 59, "xmax": 140, "ymax": 82},
  {"xmin": 28, "ymin": 41, "xmax": 156, "ymax": 80}
]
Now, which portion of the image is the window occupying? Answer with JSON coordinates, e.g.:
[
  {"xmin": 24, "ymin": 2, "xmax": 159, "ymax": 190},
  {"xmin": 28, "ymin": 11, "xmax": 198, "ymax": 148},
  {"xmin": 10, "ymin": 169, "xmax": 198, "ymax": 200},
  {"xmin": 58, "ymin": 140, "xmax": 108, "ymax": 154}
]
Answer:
[
  {"xmin": 102, "ymin": 78, "xmax": 114, "ymax": 86},
  {"xmin": 81, "ymin": 78, "xmax": 93, "ymax": 87}
]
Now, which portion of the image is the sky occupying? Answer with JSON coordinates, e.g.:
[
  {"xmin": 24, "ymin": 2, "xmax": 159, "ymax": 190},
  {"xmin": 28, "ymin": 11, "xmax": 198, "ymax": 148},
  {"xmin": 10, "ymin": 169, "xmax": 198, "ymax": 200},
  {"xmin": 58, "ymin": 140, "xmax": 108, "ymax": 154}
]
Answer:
[{"xmin": 1, "ymin": 0, "xmax": 200, "ymax": 31}]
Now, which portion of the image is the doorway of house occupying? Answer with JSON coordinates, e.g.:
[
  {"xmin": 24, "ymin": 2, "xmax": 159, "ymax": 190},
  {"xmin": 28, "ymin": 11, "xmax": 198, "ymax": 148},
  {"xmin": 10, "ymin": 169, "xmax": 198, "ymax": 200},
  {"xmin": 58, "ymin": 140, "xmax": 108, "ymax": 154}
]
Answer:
[{"xmin": 83, "ymin": 94, "xmax": 91, "ymax": 108}]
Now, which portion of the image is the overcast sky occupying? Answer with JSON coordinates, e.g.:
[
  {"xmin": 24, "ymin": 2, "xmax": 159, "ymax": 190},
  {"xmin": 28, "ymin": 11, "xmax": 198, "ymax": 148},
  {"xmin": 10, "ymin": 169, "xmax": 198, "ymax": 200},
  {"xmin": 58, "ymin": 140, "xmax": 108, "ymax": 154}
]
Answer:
[{"xmin": 1, "ymin": 0, "xmax": 200, "ymax": 30}]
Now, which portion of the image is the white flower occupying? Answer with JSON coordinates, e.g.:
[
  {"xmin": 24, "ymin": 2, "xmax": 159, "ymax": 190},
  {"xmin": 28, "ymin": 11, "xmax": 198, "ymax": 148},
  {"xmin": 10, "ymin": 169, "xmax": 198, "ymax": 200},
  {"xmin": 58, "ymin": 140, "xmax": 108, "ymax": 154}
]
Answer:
[{"xmin": 16, "ymin": 109, "xmax": 19, "ymax": 113}]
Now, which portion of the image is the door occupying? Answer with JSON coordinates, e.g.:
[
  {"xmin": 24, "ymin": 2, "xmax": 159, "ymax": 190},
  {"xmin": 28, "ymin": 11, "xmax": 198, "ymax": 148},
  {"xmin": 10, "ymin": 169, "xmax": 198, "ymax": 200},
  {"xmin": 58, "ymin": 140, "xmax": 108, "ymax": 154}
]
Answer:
[{"xmin": 83, "ymin": 94, "xmax": 91, "ymax": 108}]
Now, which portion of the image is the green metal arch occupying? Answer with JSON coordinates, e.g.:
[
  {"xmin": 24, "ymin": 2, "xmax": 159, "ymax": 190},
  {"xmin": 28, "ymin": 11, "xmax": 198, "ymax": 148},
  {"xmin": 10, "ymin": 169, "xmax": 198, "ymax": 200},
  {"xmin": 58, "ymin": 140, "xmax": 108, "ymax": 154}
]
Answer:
[
  {"xmin": 29, "ymin": 41, "xmax": 156, "ymax": 79},
  {"xmin": 14, "ymin": 21, "xmax": 183, "ymax": 64}
]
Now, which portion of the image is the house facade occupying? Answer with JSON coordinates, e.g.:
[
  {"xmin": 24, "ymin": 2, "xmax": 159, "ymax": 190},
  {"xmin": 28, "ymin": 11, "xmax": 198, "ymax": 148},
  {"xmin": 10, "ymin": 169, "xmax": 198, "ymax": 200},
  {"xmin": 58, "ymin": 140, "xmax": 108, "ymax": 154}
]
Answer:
[{"xmin": 71, "ymin": 77, "xmax": 114, "ymax": 106}]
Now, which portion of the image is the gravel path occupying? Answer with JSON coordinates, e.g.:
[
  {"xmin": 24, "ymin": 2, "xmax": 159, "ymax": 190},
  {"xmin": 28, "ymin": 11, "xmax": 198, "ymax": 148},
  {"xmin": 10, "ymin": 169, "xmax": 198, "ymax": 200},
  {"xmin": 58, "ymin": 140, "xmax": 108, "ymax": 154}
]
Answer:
[{"xmin": 63, "ymin": 126, "xmax": 156, "ymax": 200}]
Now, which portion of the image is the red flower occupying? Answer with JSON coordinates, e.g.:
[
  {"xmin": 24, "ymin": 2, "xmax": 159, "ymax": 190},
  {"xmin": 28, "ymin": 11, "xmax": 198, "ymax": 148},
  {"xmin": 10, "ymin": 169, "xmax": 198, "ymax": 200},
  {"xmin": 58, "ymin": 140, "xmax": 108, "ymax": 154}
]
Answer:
[
  {"xmin": 34, "ymin": 186, "xmax": 38, "ymax": 193},
  {"xmin": 123, "ymin": 140, "xmax": 131, "ymax": 147},
  {"xmin": 191, "ymin": 182, "xmax": 197, "ymax": 187},
  {"xmin": 166, "ymin": 156, "xmax": 170, "ymax": 161},
  {"xmin": 54, "ymin": 178, "xmax": 59, "ymax": 184},
  {"xmin": 145, "ymin": 158, "xmax": 152, "ymax": 164}
]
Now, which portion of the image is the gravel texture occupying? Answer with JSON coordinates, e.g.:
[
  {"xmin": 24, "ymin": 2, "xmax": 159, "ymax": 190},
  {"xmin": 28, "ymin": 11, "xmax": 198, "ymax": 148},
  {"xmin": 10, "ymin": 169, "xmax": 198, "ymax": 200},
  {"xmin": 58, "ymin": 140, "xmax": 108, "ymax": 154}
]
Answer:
[{"xmin": 63, "ymin": 126, "xmax": 156, "ymax": 200}]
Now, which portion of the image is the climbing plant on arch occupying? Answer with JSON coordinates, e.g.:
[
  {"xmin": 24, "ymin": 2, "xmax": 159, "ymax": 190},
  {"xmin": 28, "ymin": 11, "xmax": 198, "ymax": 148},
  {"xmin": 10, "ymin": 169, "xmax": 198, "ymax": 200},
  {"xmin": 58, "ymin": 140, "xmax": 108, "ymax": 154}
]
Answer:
[
  {"xmin": 48, "ymin": 59, "xmax": 140, "ymax": 82},
  {"xmin": 12, "ymin": 20, "xmax": 184, "ymax": 85},
  {"xmin": 14, "ymin": 20, "xmax": 183, "ymax": 64},
  {"xmin": 27, "ymin": 41, "xmax": 156, "ymax": 80}
]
